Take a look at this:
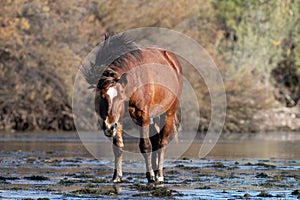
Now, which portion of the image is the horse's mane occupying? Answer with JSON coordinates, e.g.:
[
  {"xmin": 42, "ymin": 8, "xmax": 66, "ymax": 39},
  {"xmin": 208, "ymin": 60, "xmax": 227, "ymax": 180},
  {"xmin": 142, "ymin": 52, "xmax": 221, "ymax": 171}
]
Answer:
[{"xmin": 81, "ymin": 33, "xmax": 142, "ymax": 89}]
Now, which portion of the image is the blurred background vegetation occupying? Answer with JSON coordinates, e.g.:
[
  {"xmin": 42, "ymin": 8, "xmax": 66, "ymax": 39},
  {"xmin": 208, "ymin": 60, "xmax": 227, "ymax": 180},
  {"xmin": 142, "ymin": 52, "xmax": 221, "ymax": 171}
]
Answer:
[{"xmin": 0, "ymin": 0, "xmax": 299, "ymax": 133}]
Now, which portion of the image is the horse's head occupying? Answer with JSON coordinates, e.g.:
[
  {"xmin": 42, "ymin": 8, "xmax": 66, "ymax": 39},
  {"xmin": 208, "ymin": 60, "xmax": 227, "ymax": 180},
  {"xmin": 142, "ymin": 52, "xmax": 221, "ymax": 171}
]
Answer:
[{"xmin": 96, "ymin": 83, "xmax": 126, "ymax": 137}]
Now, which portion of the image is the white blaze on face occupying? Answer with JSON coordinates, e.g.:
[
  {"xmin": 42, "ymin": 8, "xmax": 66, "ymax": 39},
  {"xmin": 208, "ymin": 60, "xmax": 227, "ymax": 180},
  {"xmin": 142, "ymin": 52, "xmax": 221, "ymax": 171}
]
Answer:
[{"xmin": 107, "ymin": 87, "xmax": 118, "ymax": 101}]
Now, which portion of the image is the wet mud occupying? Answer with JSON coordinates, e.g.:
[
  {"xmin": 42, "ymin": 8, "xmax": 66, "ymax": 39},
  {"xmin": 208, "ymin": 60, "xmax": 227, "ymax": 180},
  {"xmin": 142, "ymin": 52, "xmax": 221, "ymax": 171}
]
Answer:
[{"xmin": 0, "ymin": 132, "xmax": 300, "ymax": 199}]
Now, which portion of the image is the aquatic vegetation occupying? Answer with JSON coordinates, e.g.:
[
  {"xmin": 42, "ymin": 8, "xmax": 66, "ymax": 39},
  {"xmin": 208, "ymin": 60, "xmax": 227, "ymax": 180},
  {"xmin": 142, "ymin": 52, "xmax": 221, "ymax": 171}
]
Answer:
[
  {"xmin": 131, "ymin": 183, "xmax": 175, "ymax": 197},
  {"xmin": 24, "ymin": 176, "xmax": 49, "ymax": 181}
]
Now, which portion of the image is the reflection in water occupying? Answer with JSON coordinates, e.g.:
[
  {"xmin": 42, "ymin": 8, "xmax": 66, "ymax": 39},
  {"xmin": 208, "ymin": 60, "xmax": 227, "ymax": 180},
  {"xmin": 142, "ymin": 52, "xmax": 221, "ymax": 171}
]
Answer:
[
  {"xmin": 113, "ymin": 183, "xmax": 122, "ymax": 194},
  {"xmin": 0, "ymin": 132, "xmax": 299, "ymax": 160}
]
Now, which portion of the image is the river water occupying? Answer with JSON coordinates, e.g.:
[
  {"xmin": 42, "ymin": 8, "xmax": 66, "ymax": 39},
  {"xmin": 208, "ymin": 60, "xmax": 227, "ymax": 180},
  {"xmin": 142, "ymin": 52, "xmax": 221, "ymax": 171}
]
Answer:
[{"xmin": 0, "ymin": 132, "xmax": 299, "ymax": 199}]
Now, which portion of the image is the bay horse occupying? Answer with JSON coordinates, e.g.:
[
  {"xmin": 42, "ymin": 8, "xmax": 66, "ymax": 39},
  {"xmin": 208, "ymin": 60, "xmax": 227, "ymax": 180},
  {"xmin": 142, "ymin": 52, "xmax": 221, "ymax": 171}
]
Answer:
[{"xmin": 81, "ymin": 33, "xmax": 183, "ymax": 183}]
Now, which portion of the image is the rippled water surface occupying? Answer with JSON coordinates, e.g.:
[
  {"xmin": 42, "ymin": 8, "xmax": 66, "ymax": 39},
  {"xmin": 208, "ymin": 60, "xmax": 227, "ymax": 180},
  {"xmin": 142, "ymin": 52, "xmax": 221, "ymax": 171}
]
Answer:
[{"xmin": 0, "ymin": 132, "xmax": 300, "ymax": 199}]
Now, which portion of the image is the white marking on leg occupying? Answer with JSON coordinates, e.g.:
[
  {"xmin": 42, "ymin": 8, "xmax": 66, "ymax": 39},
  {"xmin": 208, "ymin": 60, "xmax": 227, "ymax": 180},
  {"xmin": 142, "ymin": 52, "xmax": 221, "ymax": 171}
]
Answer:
[
  {"xmin": 157, "ymin": 176, "xmax": 164, "ymax": 182},
  {"xmin": 107, "ymin": 87, "xmax": 118, "ymax": 100},
  {"xmin": 105, "ymin": 118, "xmax": 110, "ymax": 127}
]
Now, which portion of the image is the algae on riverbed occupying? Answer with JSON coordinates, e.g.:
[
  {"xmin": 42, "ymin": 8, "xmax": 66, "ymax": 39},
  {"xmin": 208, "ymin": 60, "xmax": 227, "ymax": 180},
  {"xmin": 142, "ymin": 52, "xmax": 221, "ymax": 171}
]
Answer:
[
  {"xmin": 2, "ymin": 156, "xmax": 299, "ymax": 199},
  {"xmin": 1, "ymin": 132, "xmax": 300, "ymax": 199}
]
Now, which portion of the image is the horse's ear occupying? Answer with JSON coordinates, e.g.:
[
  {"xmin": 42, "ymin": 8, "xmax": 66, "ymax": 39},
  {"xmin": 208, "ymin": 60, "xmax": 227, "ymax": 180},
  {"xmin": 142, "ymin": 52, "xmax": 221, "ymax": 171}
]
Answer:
[
  {"xmin": 104, "ymin": 32, "xmax": 114, "ymax": 40},
  {"xmin": 118, "ymin": 73, "xmax": 128, "ymax": 86},
  {"xmin": 104, "ymin": 33, "xmax": 110, "ymax": 40}
]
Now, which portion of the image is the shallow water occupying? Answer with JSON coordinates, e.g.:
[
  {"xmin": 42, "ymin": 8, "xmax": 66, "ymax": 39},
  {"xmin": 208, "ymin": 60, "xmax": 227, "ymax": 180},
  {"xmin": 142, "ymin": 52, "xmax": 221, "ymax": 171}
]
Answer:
[{"xmin": 0, "ymin": 132, "xmax": 300, "ymax": 199}]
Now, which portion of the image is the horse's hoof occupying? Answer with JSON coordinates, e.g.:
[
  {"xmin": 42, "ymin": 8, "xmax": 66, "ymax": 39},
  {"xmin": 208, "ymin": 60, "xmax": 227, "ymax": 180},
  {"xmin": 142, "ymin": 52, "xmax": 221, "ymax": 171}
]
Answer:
[
  {"xmin": 147, "ymin": 176, "xmax": 155, "ymax": 183},
  {"xmin": 112, "ymin": 176, "xmax": 122, "ymax": 183},
  {"xmin": 146, "ymin": 172, "xmax": 155, "ymax": 183},
  {"xmin": 156, "ymin": 176, "xmax": 164, "ymax": 183},
  {"xmin": 148, "ymin": 178, "xmax": 155, "ymax": 183}
]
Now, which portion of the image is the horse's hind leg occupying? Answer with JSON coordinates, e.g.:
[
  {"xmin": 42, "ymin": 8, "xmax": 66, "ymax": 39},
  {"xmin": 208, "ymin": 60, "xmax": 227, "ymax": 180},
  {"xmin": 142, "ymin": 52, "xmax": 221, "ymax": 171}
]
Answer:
[
  {"xmin": 112, "ymin": 123, "xmax": 124, "ymax": 183},
  {"xmin": 157, "ymin": 104, "xmax": 178, "ymax": 182}
]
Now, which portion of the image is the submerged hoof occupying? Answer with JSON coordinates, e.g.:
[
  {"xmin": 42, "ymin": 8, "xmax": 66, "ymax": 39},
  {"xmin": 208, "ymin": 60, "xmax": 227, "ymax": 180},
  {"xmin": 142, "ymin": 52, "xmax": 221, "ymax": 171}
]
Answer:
[
  {"xmin": 156, "ymin": 176, "xmax": 164, "ymax": 183},
  {"xmin": 146, "ymin": 172, "xmax": 155, "ymax": 183},
  {"xmin": 148, "ymin": 178, "xmax": 155, "ymax": 183},
  {"xmin": 147, "ymin": 177, "xmax": 156, "ymax": 183},
  {"xmin": 112, "ymin": 176, "xmax": 122, "ymax": 183}
]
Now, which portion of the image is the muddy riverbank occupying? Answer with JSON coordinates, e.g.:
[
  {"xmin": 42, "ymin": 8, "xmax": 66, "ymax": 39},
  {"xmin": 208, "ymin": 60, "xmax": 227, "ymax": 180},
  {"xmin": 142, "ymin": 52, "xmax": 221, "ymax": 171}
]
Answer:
[{"xmin": 0, "ymin": 132, "xmax": 300, "ymax": 199}]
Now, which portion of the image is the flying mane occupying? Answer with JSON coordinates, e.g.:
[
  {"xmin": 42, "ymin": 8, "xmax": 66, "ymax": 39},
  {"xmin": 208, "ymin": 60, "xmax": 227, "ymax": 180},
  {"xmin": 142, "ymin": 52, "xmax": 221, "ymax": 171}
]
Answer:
[{"xmin": 81, "ymin": 33, "xmax": 142, "ymax": 89}]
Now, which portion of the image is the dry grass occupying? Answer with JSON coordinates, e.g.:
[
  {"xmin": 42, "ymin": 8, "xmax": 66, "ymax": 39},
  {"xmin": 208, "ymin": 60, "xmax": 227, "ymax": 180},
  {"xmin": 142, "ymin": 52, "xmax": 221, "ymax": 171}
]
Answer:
[{"xmin": 0, "ymin": 0, "xmax": 296, "ymax": 132}]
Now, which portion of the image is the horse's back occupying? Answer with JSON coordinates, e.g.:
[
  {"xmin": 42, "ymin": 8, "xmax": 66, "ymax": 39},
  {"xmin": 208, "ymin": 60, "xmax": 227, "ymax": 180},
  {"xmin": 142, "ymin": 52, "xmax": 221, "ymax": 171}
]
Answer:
[
  {"xmin": 126, "ymin": 48, "xmax": 183, "ymax": 117},
  {"xmin": 141, "ymin": 48, "xmax": 182, "ymax": 76}
]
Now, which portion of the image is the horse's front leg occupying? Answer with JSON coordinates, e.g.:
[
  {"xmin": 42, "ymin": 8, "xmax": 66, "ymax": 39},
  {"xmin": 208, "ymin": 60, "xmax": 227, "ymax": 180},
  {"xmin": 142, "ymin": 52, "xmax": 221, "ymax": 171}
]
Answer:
[
  {"xmin": 112, "ymin": 123, "xmax": 124, "ymax": 183},
  {"xmin": 139, "ymin": 124, "xmax": 155, "ymax": 183},
  {"xmin": 150, "ymin": 117, "xmax": 161, "ymax": 180}
]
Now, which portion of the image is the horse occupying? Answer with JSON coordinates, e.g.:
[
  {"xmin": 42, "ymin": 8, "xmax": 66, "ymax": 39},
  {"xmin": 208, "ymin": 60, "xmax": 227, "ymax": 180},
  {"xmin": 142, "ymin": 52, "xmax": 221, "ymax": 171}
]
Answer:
[{"xmin": 81, "ymin": 33, "xmax": 183, "ymax": 183}]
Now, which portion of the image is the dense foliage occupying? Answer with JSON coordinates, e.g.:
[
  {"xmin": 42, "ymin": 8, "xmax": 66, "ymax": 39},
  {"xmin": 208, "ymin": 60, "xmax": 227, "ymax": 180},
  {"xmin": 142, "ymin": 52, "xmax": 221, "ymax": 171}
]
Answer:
[{"xmin": 0, "ymin": 0, "xmax": 299, "ymax": 132}]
